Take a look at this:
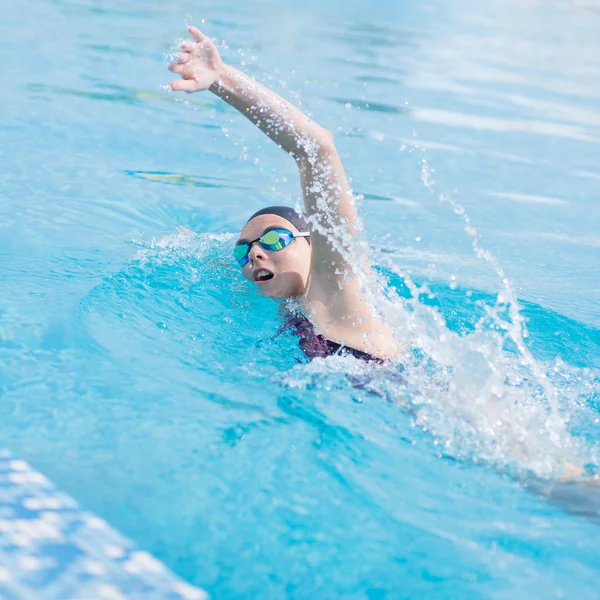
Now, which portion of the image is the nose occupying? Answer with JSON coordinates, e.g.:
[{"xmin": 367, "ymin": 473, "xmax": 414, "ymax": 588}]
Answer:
[{"xmin": 247, "ymin": 241, "xmax": 266, "ymax": 264}]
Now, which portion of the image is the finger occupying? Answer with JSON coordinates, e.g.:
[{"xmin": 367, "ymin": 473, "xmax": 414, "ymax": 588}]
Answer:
[
  {"xmin": 170, "ymin": 79, "xmax": 197, "ymax": 93},
  {"xmin": 171, "ymin": 62, "xmax": 196, "ymax": 79},
  {"xmin": 180, "ymin": 41, "xmax": 195, "ymax": 52},
  {"xmin": 188, "ymin": 26, "xmax": 206, "ymax": 43},
  {"xmin": 176, "ymin": 52, "xmax": 190, "ymax": 63}
]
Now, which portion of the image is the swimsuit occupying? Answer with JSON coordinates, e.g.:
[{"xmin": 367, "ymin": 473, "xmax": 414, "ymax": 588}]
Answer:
[{"xmin": 282, "ymin": 313, "xmax": 383, "ymax": 364}]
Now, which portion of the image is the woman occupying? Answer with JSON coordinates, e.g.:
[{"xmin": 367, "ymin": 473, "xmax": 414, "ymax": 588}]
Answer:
[
  {"xmin": 168, "ymin": 27, "xmax": 600, "ymax": 510},
  {"xmin": 168, "ymin": 26, "xmax": 396, "ymax": 362}
]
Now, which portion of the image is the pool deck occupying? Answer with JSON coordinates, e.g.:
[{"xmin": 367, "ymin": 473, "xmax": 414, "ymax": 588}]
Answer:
[{"xmin": 0, "ymin": 448, "xmax": 207, "ymax": 600}]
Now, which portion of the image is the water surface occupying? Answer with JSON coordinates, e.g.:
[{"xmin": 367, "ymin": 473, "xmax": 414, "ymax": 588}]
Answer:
[{"xmin": 1, "ymin": 0, "xmax": 600, "ymax": 597}]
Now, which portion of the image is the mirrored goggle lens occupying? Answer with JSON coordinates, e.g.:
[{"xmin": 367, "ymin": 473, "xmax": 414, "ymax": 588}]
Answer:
[
  {"xmin": 233, "ymin": 244, "xmax": 250, "ymax": 263},
  {"xmin": 260, "ymin": 229, "xmax": 289, "ymax": 249},
  {"xmin": 233, "ymin": 229, "xmax": 295, "ymax": 265}
]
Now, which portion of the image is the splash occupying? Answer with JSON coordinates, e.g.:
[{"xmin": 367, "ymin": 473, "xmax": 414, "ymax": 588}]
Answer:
[
  {"xmin": 127, "ymin": 185, "xmax": 600, "ymax": 487},
  {"xmin": 280, "ymin": 142, "xmax": 600, "ymax": 482},
  {"xmin": 161, "ymin": 34, "xmax": 600, "ymax": 481},
  {"xmin": 132, "ymin": 231, "xmax": 236, "ymax": 272}
]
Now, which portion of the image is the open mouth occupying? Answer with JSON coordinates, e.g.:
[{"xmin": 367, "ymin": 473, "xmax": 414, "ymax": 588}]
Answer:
[{"xmin": 253, "ymin": 268, "xmax": 274, "ymax": 283}]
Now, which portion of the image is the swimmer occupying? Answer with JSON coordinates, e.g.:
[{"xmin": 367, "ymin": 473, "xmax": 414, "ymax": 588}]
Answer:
[
  {"xmin": 168, "ymin": 26, "xmax": 397, "ymax": 362},
  {"xmin": 167, "ymin": 28, "xmax": 600, "ymax": 520}
]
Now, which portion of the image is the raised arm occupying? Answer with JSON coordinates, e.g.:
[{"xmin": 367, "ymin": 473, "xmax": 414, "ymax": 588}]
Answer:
[
  {"xmin": 168, "ymin": 27, "xmax": 358, "ymax": 279},
  {"xmin": 168, "ymin": 27, "xmax": 396, "ymax": 357}
]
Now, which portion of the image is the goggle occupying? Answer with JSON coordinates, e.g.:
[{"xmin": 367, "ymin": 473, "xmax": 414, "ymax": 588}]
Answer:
[{"xmin": 233, "ymin": 227, "xmax": 310, "ymax": 267}]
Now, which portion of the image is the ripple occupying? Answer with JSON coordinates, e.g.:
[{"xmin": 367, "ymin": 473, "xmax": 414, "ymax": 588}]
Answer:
[
  {"xmin": 533, "ymin": 233, "xmax": 600, "ymax": 248},
  {"xmin": 125, "ymin": 171, "xmax": 260, "ymax": 191},
  {"xmin": 573, "ymin": 170, "xmax": 600, "ymax": 181},
  {"xmin": 485, "ymin": 191, "xmax": 569, "ymax": 206},
  {"xmin": 26, "ymin": 83, "xmax": 166, "ymax": 106},
  {"xmin": 396, "ymin": 137, "xmax": 465, "ymax": 154},
  {"xmin": 486, "ymin": 150, "xmax": 537, "ymax": 165},
  {"xmin": 413, "ymin": 107, "xmax": 599, "ymax": 142},
  {"xmin": 354, "ymin": 74, "xmax": 402, "ymax": 86},
  {"xmin": 504, "ymin": 93, "xmax": 600, "ymax": 128},
  {"xmin": 360, "ymin": 192, "xmax": 420, "ymax": 208},
  {"xmin": 326, "ymin": 56, "xmax": 404, "ymax": 77},
  {"xmin": 82, "ymin": 43, "xmax": 137, "ymax": 56},
  {"xmin": 343, "ymin": 21, "xmax": 422, "ymax": 50},
  {"xmin": 328, "ymin": 97, "xmax": 409, "ymax": 115}
]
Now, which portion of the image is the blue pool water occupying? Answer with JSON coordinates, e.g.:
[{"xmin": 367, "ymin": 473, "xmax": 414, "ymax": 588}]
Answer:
[{"xmin": 2, "ymin": 0, "xmax": 600, "ymax": 597}]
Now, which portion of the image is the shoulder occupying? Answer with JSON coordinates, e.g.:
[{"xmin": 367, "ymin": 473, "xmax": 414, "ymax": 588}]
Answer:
[{"xmin": 301, "ymin": 278, "xmax": 397, "ymax": 360}]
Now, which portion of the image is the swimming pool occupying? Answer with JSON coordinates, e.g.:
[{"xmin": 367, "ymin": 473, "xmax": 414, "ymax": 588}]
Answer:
[{"xmin": 1, "ymin": 0, "xmax": 600, "ymax": 596}]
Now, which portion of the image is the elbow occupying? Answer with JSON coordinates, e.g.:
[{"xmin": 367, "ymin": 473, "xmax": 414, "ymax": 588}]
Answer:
[
  {"xmin": 317, "ymin": 127, "xmax": 335, "ymax": 152},
  {"xmin": 295, "ymin": 126, "xmax": 336, "ymax": 160}
]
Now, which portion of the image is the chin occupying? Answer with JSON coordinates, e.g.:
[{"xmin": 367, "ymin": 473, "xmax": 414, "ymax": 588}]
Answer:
[
  {"xmin": 258, "ymin": 273, "xmax": 305, "ymax": 299},
  {"xmin": 263, "ymin": 286, "xmax": 295, "ymax": 299},
  {"xmin": 264, "ymin": 288, "xmax": 286, "ymax": 299},
  {"xmin": 255, "ymin": 282, "xmax": 280, "ymax": 298}
]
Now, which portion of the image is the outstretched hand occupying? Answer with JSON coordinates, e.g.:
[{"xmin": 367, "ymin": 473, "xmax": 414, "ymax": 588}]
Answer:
[{"xmin": 168, "ymin": 26, "xmax": 224, "ymax": 93}]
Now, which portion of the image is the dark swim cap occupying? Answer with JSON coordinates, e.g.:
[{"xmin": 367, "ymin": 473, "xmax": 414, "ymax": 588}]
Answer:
[{"xmin": 246, "ymin": 206, "xmax": 310, "ymax": 240}]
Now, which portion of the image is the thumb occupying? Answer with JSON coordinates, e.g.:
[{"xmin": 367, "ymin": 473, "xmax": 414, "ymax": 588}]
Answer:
[{"xmin": 170, "ymin": 79, "xmax": 197, "ymax": 93}]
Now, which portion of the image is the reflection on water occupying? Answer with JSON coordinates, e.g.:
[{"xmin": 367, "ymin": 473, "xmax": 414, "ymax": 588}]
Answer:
[
  {"xmin": 484, "ymin": 191, "xmax": 569, "ymax": 206},
  {"xmin": 412, "ymin": 107, "xmax": 599, "ymax": 142},
  {"xmin": 328, "ymin": 96, "xmax": 410, "ymax": 114},
  {"xmin": 126, "ymin": 170, "xmax": 260, "ymax": 190},
  {"xmin": 26, "ymin": 82, "xmax": 167, "ymax": 106}
]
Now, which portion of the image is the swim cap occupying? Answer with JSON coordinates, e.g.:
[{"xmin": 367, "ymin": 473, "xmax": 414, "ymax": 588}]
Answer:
[{"xmin": 246, "ymin": 206, "xmax": 310, "ymax": 241}]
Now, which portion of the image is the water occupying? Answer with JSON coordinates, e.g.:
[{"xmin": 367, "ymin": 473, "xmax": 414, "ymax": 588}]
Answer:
[{"xmin": 2, "ymin": 0, "xmax": 600, "ymax": 597}]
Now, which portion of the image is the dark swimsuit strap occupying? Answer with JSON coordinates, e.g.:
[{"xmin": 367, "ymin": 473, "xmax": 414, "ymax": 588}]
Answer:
[
  {"xmin": 281, "ymin": 312, "xmax": 383, "ymax": 363},
  {"xmin": 316, "ymin": 335, "xmax": 383, "ymax": 363}
]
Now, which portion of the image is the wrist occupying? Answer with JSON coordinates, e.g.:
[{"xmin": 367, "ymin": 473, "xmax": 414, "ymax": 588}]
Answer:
[{"xmin": 209, "ymin": 64, "xmax": 234, "ymax": 96}]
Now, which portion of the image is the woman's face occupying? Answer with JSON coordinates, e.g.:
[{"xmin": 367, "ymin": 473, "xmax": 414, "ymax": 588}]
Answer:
[{"xmin": 236, "ymin": 214, "xmax": 312, "ymax": 298}]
